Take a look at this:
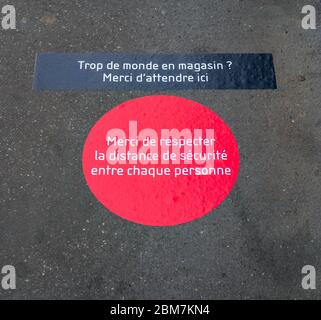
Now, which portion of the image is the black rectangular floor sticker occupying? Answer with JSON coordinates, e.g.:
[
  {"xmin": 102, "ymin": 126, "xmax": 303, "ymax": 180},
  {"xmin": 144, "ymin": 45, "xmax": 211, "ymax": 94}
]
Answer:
[{"xmin": 33, "ymin": 53, "xmax": 277, "ymax": 91}]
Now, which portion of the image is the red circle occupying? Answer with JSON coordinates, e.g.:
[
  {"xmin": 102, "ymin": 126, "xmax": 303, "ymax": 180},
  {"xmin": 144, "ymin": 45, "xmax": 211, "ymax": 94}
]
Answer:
[{"xmin": 82, "ymin": 96, "xmax": 239, "ymax": 226}]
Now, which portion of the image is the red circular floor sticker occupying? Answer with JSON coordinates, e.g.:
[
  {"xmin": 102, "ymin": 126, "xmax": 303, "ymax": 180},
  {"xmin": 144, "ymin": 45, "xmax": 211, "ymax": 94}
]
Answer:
[{"xmin": 83, "ymin": 95, "xmax": 239, "ymax": 226}]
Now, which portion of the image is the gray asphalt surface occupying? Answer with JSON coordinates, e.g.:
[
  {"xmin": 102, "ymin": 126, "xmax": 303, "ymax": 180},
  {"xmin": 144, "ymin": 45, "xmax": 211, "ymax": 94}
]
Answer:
[{"xmin": 0, "ymin": 0, "xmax": 321, "ymax": 299}]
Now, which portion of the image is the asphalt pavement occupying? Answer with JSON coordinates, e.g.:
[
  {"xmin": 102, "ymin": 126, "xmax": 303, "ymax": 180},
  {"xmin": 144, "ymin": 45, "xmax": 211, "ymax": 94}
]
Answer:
[{"xmin": 0, "ymin": 0, "xmax": 321, "ymax": 299}]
